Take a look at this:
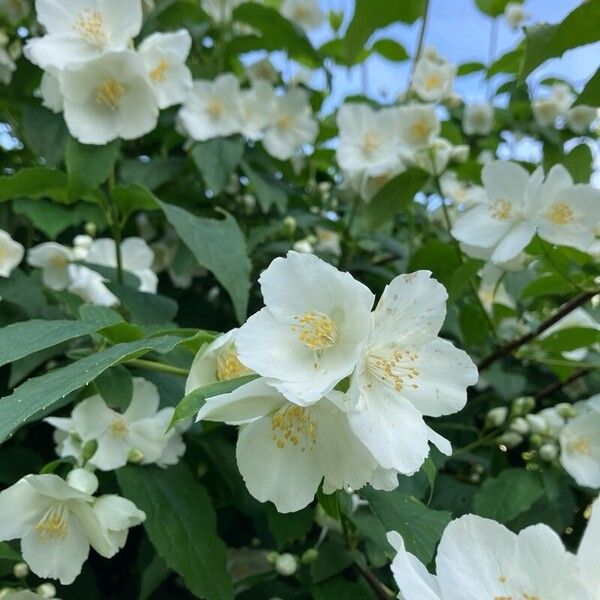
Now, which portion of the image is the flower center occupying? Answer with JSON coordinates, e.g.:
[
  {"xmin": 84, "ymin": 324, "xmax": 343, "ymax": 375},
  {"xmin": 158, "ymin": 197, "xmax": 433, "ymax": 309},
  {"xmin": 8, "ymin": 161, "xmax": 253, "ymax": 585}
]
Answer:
[
  {"xmin": 366, "ymin": 348, "xmax": 420, "ymax": 392},
  {"xmin": 207, "ymin": 99, "xmax": 224, "ymax": 118},
  {"xmin": 277, "ymin": 114, "xmax": 294, "ymax": 130},
  {"xmin": 216, "ymin": 346, "xmax": 251, "ymax": 381},
  {"xmin": 73, "ymin": 10, "xmax": 107, "ymax": 47},
  {"xmin": 271, "ymin": 405, "xmax": 317, "ymax": 451},
  {"xmin": 548, "ymin": 202, "xmax": 573, "ymax": 225},
  {"xmin": 36, "ymin": 502, "xmax": 69, "ymax": 540},
  {"xmin": 96, "ymin": 78, "xmax": 125, "ymax": 110},
  {"xmin": 409, "ymin": 120, "xmax": 430, "ymax": 142},
  {"xmin": 424, "ymin": 73, "xmax": 442, "ymax": 91},
  {"xmin": 489, "ymin": 198, "xmax": 512, "ymax": 220},
  {"xmin": 292, "ymin": 311, "xmax": 338, "ymax": 351},
  {"xmin": 150, "ymin": 59, "xmax": 169, "ymax": 82},
  {"xmin": 362, "ymin": 131, "xmax": 380, "ymax": 154},
  {"xmin": 50, "ymin": 254, "xmax": 68, "ymax": 268},
  {"xmin": 110, "ymin": 417, "xmax": 129, "ymax": 438},
  {"xmin": 568, "ymin": 437, "xmax": 591, "ymax": 455}
]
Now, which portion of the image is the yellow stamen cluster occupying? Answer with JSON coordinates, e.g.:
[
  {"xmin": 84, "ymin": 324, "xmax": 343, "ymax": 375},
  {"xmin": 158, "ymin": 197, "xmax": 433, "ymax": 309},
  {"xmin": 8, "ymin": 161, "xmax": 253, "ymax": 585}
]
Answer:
[
  {"xmin": 150, "ymin": 59, "xmax": 169, "ymax": 82},
  {"xmin": 271, "ymin": 405, "xmax": 317, "ymax": 451},
  {"xmin": 110, "ymin": 417, "xmax": 129, "ymax": 438},
  {"xmin": 489, "ymin": 198, "xmax": 512, "ymax": 221},
  {"xmin": 216, "ymin": 346, "xmax": 251, "ymax": 381},
  {"xmin": 96, "ymin": 78, "xmax": 125, "ymax": 110},
  {"xmin": 277, "ymin": 114, "xmax": 294, "ymax": 130},
  {"xmin": 73, "ymin": 10, "xmax": 107, "ymax": 46},
  {"xmin": 569, "ymin": 437, "xmax": 591, "ymax": 455},
  {"xmin": 207, "ymin": 99, "xmax": 224, "ymax": 118},
  {"xmin": 292, "ymin": 311, "xmax": 338, "ymax": 351},
  {"xmin": 548, "ymin": 202, "xmax": 573, "ymax": 225},
  {"xmin": 361, "ymin": 131, "xmax": 380, "ymax": 154},
  {"xmin": 50, "ymin": 254, "xmax": 68, "ymax": 268},
  {"xmin": 36, "ymin": 503, "xmax": 69, "ymax": 540},
  {"xmin": 367, "ymin": 349, "xmax": 420, "ymax": 392},
  {"xmin": 409, "ymin": 120, "xmax": 430, "ymax": 142},
  {"xmin": 424, "ymin": 74, "xmax": 442, "ymax": 91}
]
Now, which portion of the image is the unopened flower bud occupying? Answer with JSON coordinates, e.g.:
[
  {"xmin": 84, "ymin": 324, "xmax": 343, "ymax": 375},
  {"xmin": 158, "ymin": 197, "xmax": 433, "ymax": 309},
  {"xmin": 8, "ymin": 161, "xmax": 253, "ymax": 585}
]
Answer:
[
  {"xmin": 242, "ymin": 193, "xmax": 256, "ymax": 210},
  {"xmin": 81, "ymin": 439, "xmax": 98, "ymax": 463},
  {"xmin": 0, "ymin": 589, "xmax": 12, "ymax": 599},
  {"xmin": 539, "ymin": 443, "xmax": 558, "ymax": 462},
  {"xmin": 451, "ymin": 144, "xmax": 470, "ymax": 162},
  {"xmin": 36, "ymin": 583, "xmax": 57, "ymax": 598},
  {"xmin": 510, "ymin": 417, "xmax": 529, "ymax": 435},
  {"xmin": 84, "ymin": 222, "xmax": 97, "ymax": 237},
  {"xmin": 498, "ymin": 431, "xmax": 523, "ymax": 448},
  {"xmin": 555, "ymin": 402, "xmax": 577, "ymax": 419},
  {"xmin": 530, "ymin": 433, "xmax": 543, "ymax": 447},
  {"xmin": 72, "ymin": 246, "xmax": 88, "ymax": 261},
  {"xmin": 526, "ymin": 414, "xmax": 547, "ymax": 434},
  {"xmin": 13, "ymin": 561, "xmax": 29, "ymax": 578},
  {"xmin": 512, "ymin": 396, "xmax": 535, "ymax": 416},
  {"xmin": 67, "ymin": 468, "xmax": 98, "ymax": 495},
  {"xmin": 283, "ymin": 216, "xmax": 297, "ymax": 236},
  {"xmin": 293, "ymin": 239, "xmax": 314, "ymax": 254},
  {"xmin": 127, "ymin": 448, "xmax": 145, "ymax": 464},
  {"xmin": 266, "ymin": 551, "xmax": 279, "ymax": 564},
  {"xmin": 275, "ymin": 553, "xmax": 297, "ymax": 576},
  {"xmin": 301, "ymin": 548, "xmax": 319, "ymax": 564},
  {"xmin": 486, "ymin": 406, "xmax": 508, "ymax": 427},
  {"xmin": 73, "ymin": 234, "xmax": 93, "ymax": 249}
]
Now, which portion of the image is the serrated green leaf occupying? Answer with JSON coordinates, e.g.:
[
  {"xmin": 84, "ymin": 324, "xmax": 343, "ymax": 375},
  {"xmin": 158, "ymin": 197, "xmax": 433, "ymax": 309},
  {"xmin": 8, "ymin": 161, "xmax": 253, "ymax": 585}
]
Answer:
[
  {"xmin": 117, "ymin": 464, "xmax": 234, "ymax": 600},
  {"xmin": 241, "ymin": 161, "xmax": 287, "ymax": 213},
  {"xmin": 191, "ymin": 137, "xmax": 245, "ymax": 195}
]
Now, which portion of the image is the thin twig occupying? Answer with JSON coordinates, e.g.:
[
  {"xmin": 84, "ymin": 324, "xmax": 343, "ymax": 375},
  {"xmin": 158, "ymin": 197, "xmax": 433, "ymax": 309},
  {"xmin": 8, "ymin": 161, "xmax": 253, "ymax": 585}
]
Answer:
[
  {"xmin": 477, "ymin": 290, "xmax": 598, "ymax": 371},
  {"xmin": 355, "ymin": 563, "xmax": 396, "ymax": 600},
  {"xmin": 127, "ymin": 358, "xmax": 189, "ymax": 377},
  {"xmin": 534, "ymin": 368, "xmax": 590, "ymax": 402},
  {"xmin": 407, "ymin": 0, "xmax": 430, "ymax": 95}
]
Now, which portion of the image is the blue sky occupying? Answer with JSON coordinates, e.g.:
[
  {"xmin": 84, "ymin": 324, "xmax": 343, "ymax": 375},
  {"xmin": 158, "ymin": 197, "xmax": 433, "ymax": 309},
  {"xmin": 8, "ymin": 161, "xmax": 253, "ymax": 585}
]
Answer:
[{"xmin": 297, "ymin": 0, "xmax": 600, "ymax": 110}]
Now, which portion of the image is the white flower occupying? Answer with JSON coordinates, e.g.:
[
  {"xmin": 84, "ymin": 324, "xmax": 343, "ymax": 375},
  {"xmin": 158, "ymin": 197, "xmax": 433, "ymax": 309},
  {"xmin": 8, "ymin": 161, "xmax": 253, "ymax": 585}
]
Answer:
[
  {"xmin": 236, "ymin": 251, "xmax": 374, "ymax": 405},
  {"xmin": 315, "ymin": 227, "xmax": 341, "ymax": 257},
  {"xmin": 347, "ymin": 271, "xmax": 478, "ymax": 474},
  {"xmin": 412, "ymin": 55, "xmax": 456, "ymax": 102},
  {"xmin": 292, "ymin": 239, "xmax": 314, "ymax": 254},
  {"xmin": 387, "ymin": 511, "xmax": 592, "ymax": 600},
  {"xmin": 238, "ymin": 81, "xmax": 277, "ymax": 140},
  {"xmin": 504, "ymin": 2, "xmax": 528, "ymax": 29},
  {"xmin": 344, "ymin": 167, "xmax": 404, "ymax": 203},
  {"xmin": 67, "ymin": 378, "xmax": 184, "ymax": 471},
  {"xmin": 59, "ymin": 50, "xmax": 159, "ymax": 145},
  {"xmin": 262, "ymin": 88, "xmax": 318, "ymax": 160},
  {"xmin": 247, "ymin": 57, "xmax": 278, "ymax": 84},
  {"xmin": 86, "ymin": 237, "xmax": 158, "ymax": 294},
  {"xmin": 27, "ymin": 242, "xmax": 73, "ymax": 290},
  {"xmin": 0, "ymin": 46, "xmax": 16, "ymax": 84},
  {"xmin": 409, "ymin": 137, "xmax": 454, "ymax": 176},
  {"xmin": 539, "ymin": 308, "xmax": 600, "ymax": 361},
  {"xmin": 451, "ymin": 161, "xmax": 542, "ymax": 264},
  {"xmin": 197, "ymin": 379, "xmax": 382, "ymax": 512},
  {"xmin": 138, "ymin": 29, "xmax": 193, "ymax": 109},
  {"xmin": 565, "ymin": 105, "xmax": 597, "ymax": 134},
  {"xmin": 68, "ymin": 265, "xmax": 118, "ymax": 306},
  {"xmin": 478, "ymin": 263, "xmax": 515, "ymax": 313},
  {"xmin": 24, "ymin": 0, "xmax": 142, "ymax": 70},
  {"xmin": 559, "ymin": 410, "xmax": 600, "ymax": 488},
  {"xmin": 550, "ymin": 83, "xmax": 575, "ymax": 115},
  {"xmin": 178, "ymin": 74, "xmax": 243, "ymax": 141},
  {"xmin": 532, "ymin": 98, "xmax": 560, "ymax": 127},
  {"xmin": 462, "ymin": 102, "xmax": 494, "ymax": 136},
  {"xmin": 200, "ymin": 0, "xmax": 243, "ymax": 24},
  {"xmin": 440, "ymin": 173, "xmax": 486, "ymax": 208},
  {"xmin": 186, "ymin": 329, "xmax": 253, "ymax": 394},
  {"xmin": 336, "ymin": 104, "xmax": 402, "ymax": 176},
  {"xmin": 280, "ymin": 0, "xmax": 324, "ymax": 31},
  {"xmin": 0, "ymin": 473, "xmax": 136, "ymax": 585},
  {"xmin": 0, "ymin": 229, "xmax": 24, "ymax": 277},
  {"xmin": 395, "ymin": 103, "xmax": 441, "ymax": 150},
  {"xmin": 39, "ymin": 71, "xmax": 64, "ymax": 113},
  {"xmin": 578, "ymin": 496, "xmax": 600, "ymax": 598},
  {"xmin": 535, "ymin": 164, "xmax": 600, "ymax": 252}
]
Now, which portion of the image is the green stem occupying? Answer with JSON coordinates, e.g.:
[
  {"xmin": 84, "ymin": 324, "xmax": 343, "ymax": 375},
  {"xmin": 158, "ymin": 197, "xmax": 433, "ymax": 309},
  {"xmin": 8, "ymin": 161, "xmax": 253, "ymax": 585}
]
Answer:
[
  {"xmin": 126, "ymin": 358, "xmax": 189, "ymax": 377},
  {"xmin": 486, "ymin": 18, "xmax": 499, "ymax": 99},
  {"xmin": 106, "ymin": 169, "xmax": 124, "ymax": 285},
  {"xmin": 407, "ymin": 0, "xmax": 430, "ymax": 96},
  {"xmin": 452, "ymin": 429, "xmax": 499, "ymax": 458},
  {"xmin": 518, "ymin": 355, "xmax": 599, "ymax": 369}
]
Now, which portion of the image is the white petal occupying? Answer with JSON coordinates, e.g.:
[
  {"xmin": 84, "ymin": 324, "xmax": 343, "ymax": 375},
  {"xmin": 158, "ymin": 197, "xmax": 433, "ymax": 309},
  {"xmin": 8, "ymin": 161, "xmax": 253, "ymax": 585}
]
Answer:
[
  {"xmin": 578, "ymin": 496, "xmax": 600, "ymax": 594},
  {"xmin": 482, "ymin": 160, "xmax": 530, "ymax": 205},
  {"xmin": 71, "ymin": 394, "xmax": 115, "ymax": 440},
  {"xmin": 451, "ymin": 204, "xmax": 512, "ymax": 248},
  {"xmin": 0, "ymin": 479, "xmax": 46, "ymax": 540},
  {"xmin": 490, "ymin": 220, "xmax": 536, "ymax": 264},
  {"xmin": 124, "ymin": 377, "xmax": 160, "ymax": 422},
  {"xmin": 559, "ymin": 413, "xmax": 600, "ymax": 488},
  {"xmin": 26, "ymin": 473, "xmax": 91, "ymax": 502}
]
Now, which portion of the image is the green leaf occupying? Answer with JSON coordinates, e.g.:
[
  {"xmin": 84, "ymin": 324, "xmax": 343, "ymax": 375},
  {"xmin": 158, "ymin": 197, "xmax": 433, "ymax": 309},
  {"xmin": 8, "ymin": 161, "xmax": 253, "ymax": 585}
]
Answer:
[
  {"xmin": 231, "ymin": 3, "xmax": 321, "ymax": 66},
  {"xmin": 241, "ymin": 161, "xmax": 287, "ymax": 213},
  {"xmin": 521, "ymin": 274, "xmax": 573, "ymax": 299},
  {"xmin": 12, "ymin": 199, "xmax": 106, "ymax": 239},
  {"xmin": 457, "ymin": 61, "xmax": 486, "ymax": 76},
  {"xmin": 576, "ymin": 67, "xmax": 600, "ymax": 106},
  {"xmin": 112, "ymin": 183, "xmax": 160, "ymax": 224},
  {"xmin": 362, "ymin": 487, "xmax": 451, "ymax": 564},
  {"xmin": 309, "ymin": 535, "xmax": 356, "ymax": 583},
  {"xmin": 473, "ymin": 468, "xmax": 545, "ymax": 523},
  {"xmin": 543, "ymin": 143, "xmax": 593, "ymax": 184},
  {"xmin": 475, "ymin": 0, "xmax": 518, "ymax": 17},
  {"xmin": 364, "ymin": 169, "xmax": 428, "ymax": 229},
  {"xmin": 170, "ymin": 374, "xmax": 258, "ymax": 429},
  {"xmin": 266, "ymin": 504, "xmax": 314, "ymax": 549},
  {"xmin": 0, "ymin": 542, "xmax": 21, "ymax": 562},
  {"xmin": 120, "ymin": 157, "xmax": 185, "ymax": 191},
  {"xmin": 0, "ymin": 319, "xmax": 99, "ymax": 368},
  {"xmin": 538, "ymin": 327, "xmax": 600, "ymax": 353},
  {"xmin": 21, "ymin": 106, "xmax": 68, "ymax": 168},
  {"xmin": 94, "ymin": 365, "xmax": 133, "ymax": 410},
  {"xmin": 0, "ymin": 168, "xmax": 67, "ymax": 203},
  {"xmin": 311, "ymin": 576, "xmax": 377, "ymax": 599},
  {"xmin": 66, "ymin": 136, "xmax": 120, "ymax": 200},
  {"xmin": 0, "ymin": 335, "xmax": 191, "ymax": 443},
  {"xmin": 371, "ymin": 39, "xmax": 409, "ymax": 62},
  {"xmin": 106, "ymin": 283, "xmax": 178, "ymax": 325},
  {"xmin": 521, "ymin": 0, "xmax": 600, "ymax": 78},
  {"xmin": 408, "ymin": 239, "xmax": 462, "ymax": 289},
  {"xmin": 343, "ymin": 0, "xmax": 424, "ymax": 61},
  {"xmin": 191, "ymin": 137, "xmax": 245, "ymax": 195},
  {"xmin": 487, "ymin": 47, "xmax": 524, "ymax": 78},
  {"xmin": 117, "ymin": 464, "xmax": 234, "ymax": 600},
  {"xmin": 160, "ymin": 201, "xmax": 251, "ymax": 323}
]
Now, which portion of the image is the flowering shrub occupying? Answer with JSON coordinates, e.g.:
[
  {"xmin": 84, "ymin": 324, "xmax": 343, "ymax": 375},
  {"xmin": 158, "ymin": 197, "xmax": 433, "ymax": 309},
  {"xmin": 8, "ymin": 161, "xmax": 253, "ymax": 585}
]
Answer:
[{"xmin": 0, "ymin": 0, "xmax": 598, "ymax": 598}]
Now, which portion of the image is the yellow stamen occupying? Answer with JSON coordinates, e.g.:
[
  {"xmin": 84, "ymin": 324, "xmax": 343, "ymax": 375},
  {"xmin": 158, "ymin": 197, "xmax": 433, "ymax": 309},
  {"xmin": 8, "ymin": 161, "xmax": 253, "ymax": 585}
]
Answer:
[
  {"xmin": 424, "ymin": 74, "xmax": 442, "ymax": 91},
  {"xmin": 362, "ymin": 131, "xmax": 380, "ymax": 154},
  {"xmin": 489, "ymin": 198, "xmax": 512, "ymax": 220},
  {"xmin": 150, "ymin": 59, "xmax": 169, "ymax": 82},
  {"xmin": 409, "ymin": 120, "xmax": 430, "ymax": 142},
  {"xmin": 271, "ymin": 405, "xmax": 317, "ymax": 452},
  {"xmin": 216, "ymin": 346, "xmax": 251, "ymax": 381},
  {"xmin": 277, "ymin": 114, "xmax": 294, "ymax": 130},
  {"xmin": 207, "ymin": 99, "xmax": 223, "ymax": 118},
  {"xmin": 96, "ymin": 78, "xmax": 125, "ymax": 110},
  {"xmin": 36, "ymin": 503, "xmax": 69, "ymax": 540},
  {"xmin": 110, "ymin": 417, "xmax": 129, "ymax": 438},
  {"xmin": 548, "ymin": 202, "xmax": 573, "ymax": 225},
  {"xmin": 73, "ymin": 10, "xmax": 107, "ymax": 46},
  {"xmin": 366, "ymin": 348, "xmax": 420, "ymax": 392},
  {"xmin": 568, "ymin": 437, "xmax": 591, "ymax": 455},
  {"xmin": 292, "ymin": 311, "xmax": 338, "ymax": 351}
]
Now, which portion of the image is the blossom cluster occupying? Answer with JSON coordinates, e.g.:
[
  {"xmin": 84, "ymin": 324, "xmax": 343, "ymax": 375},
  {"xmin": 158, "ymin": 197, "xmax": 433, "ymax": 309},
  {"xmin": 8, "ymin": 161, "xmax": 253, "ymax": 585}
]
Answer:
[
  {"xmin": 388, "ymin": 494, "xmax": 600, "ymax": 599},
  {"xmin": 187, "ymin": 251, "xmax": 478, "ymax": 512},
  {"xmin": 26, "ymin": 0, "xmax": 193, "ymax": 144}
]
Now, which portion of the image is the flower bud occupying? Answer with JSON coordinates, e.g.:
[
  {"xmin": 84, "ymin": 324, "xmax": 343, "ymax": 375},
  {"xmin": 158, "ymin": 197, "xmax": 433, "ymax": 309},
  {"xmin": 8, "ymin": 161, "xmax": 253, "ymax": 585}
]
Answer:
[
  {"xmin": 301, "ymin": 549, "xmax": 319, "ymax": 564},
  {"xmin": 526, "ymin": 414, "xmax": 547, "ymax": 434},
  {"xmin": 275, "ymin": 553, "xmax": 298, "ymax": 576},
  {"xmin": 512, "ymin": 396, "xmax": 535, "ymax": 416},
  {"xmin": 539, "ymin": 443, "xmax": 558, "ymax": 462},
  {"xmin": 36, "ymin": 583, "xmax": 57, "ymax": 598},
  {"xmin": 12, "ymin": 562, "xmax": 29, "ymax": 579},
  {"xmin": 498, "ymin": 432, "xmax": 523, "ymax": 448},
  {"xmin": 530, "ymin": 433, "xmax": 543, "ymax": 447},
  {"xmin": 67, "ymin": 468, "xmax": 99, "ymax": 495},
  {"xmin": 0, "ymin": 589, "xmax": 12, "ymax": 599},
  {"xmin": 242, "ymin": 193, "xmax": 256, "ymax": 210},
  {"xmin": 128, "ymin": 448, "xmax": 145, "ymax": 464},
  {"xmin": 283, "ymin": 216, "xmax": 297, "ymax": 236},
  {"xmin": 81, "ymin": 439, "xmax": 98, "ymax": 463},
  {"xmin": 266, "ymin": 551, "xmax": 279, "ymax": 564},
  {"xmin": 84, "ymin": 222, "xmax": 97, "ymax": 237},
  {"xmin": 555, "ymin": 402, "xmax": 577, "ymax": 419},
  {"xmin": 510, "ymin": 417, "xmax": 529, "ymax": 435},
  {"xmin": 293, "ymin": 239, "xmax": 314, "ymax": 254},
  {"xmin": 486, "ymin": 406, "xmax": 508, "ymax": 427},
  {"xmin": 73, "ymin": 234, "xmax": 93, "ymax": 249},
  {"xmin": 451, "ymin": 144, "xmax": 470, "ymax": 162}
]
